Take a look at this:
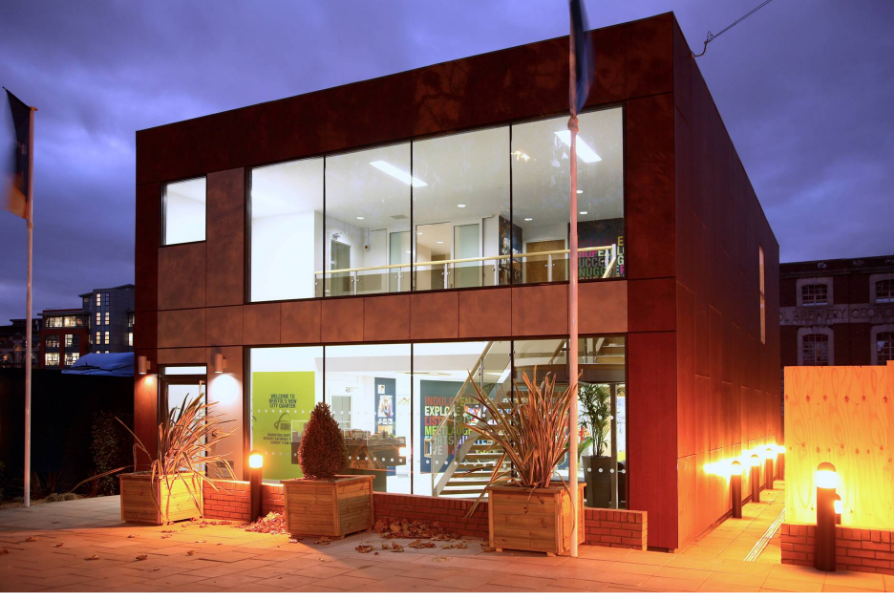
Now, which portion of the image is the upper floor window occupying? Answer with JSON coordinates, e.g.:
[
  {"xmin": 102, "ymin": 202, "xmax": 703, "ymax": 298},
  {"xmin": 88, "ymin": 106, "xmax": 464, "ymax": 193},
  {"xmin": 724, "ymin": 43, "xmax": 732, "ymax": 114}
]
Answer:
[
  {"xmin": 64, "ymin": 352, "xmax": 79, "ymax": 366},
  {"xmin": 801, "ymin": 283, "xmax": 828, "ymax": 306},
  {"xmin": 45, "ymin": 317, "xmax": 62, "ymax": 328},
  {"xmin": 95, "ymin": 312, "xmax": 102, "ymax": 326},
  {"xmin": 45, "ymin": 352, "xmax": 60, "ymax": 367},
  {"xmin": 45, "ymin": 335, "xmax": 60, "ymax": 349},
  {"xmin": 802, "ymin": 333, "xmax": 830, "ymax": 366},
  {"xmin": 246, "ymin": 108, "xmax": 624, "ymax": 301},
  {"xmin": 874, "ymin": 278, "xmax": 894, "ymax": 304},
  {"xmin": 759, "ymin": 246, "xmax": 766, "ymax": 344},
  {"xmin": 95, "ymin": 293, "xmax": 101, "ymax": 306},
  {"xmin": 104, "ymin": 311, "xmax": 110, "ymax": 325},
  {"xmin": 65, "ymin": 334, "xmax": 74, "ymax": 347},
  {"xmin": 163, "ymin": 177, "xmax": 206, "ymax": 245},
  {"xmin": 877, "ymin": 331, "xmax": 894, "ymax": 365}
]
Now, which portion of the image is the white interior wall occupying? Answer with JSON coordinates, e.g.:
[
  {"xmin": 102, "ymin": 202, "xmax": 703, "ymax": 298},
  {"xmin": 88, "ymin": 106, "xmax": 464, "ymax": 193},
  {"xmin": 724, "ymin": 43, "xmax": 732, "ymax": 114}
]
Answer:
[{"xmin": 252, "ymin": 211, "xmax": 319, "ymax": 301}]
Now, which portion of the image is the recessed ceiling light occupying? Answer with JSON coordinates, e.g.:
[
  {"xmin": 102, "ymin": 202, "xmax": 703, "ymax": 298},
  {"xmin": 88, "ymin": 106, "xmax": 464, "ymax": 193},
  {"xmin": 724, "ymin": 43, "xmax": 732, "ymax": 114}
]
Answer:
[
  {"xmin": 554, "ymin": 131, "xmax": 601, "ymax": 163},
  {"xmin": 524, "ymin": 218, "xmax": 533, "ymax": 222},
  {"xmin": 356, "ymin": 216, "xmax": 365, "ymax": 220},
  {"xmin": 579, "ymin": 211, "xmax": 588, "ymax": 215},
  {"xmin": 369, "ymin": 161, "xmax": 427, "ymax": 187},
  {"xmin": 437, "ymin": 241, "xmax": 444, "ymax": 244},
  {"xmin": 417, "ymin": 232, "xmax": 423, "ymax": 235},
  {"xmin": 457, "ymin": 204, "xmax": 466, "ymax": 208},
  {"xmin": 577, "ymin": 190, "xmax": 583, "ymax": 194}
]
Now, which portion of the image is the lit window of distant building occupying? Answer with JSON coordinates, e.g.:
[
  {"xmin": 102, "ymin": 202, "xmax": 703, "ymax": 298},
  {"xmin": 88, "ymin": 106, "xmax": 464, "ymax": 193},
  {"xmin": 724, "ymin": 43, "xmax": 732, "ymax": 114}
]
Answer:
[
  {"xmin": 45, "ymin": 335, "xmax": 60, "ymax": 349},
  {"xmin": 96, "ymin": 312, "xmax": 102, "ymax": 326},
  {"xmin": 104, "ymin": 311, "xmax": 110, "ymax": 325},
  {"xmin": 45, "ymin": 317, "xmax": 62, "ymax": 328},
  {"xmin": 802, "ymin": 333, "xmax": 830, "ymax": 366},
  {"xmin": 128, "ymin": 332, "xmax": 133, "ymax": 347},
  {"xmin": 65, "ymin": 334, "xmax": 73, "ymax": 347},
  {"xmin": 801, "ymin": 283, "xmax": 828, "ymax": 306},
  {"xmin": 104, "ymin": 292, "xmax": 110, "ymax": 305},
  {"xmin": 45, "ymin": 352, "xmax": 60, "ymax": 367},
  {"xmin": 95, "ymin": 331, "xmax": 101, "ymax": 344},
  {"xmin": 64, "ymin": 352, "xmax": 79, "ymax": 366},
  {"xmin": 104, "ymin": 331, "xmax": 110, "ymax": 345},
  {"xmin": 95, "ymin": 293, "xmax": 101, "ymax": 306}
]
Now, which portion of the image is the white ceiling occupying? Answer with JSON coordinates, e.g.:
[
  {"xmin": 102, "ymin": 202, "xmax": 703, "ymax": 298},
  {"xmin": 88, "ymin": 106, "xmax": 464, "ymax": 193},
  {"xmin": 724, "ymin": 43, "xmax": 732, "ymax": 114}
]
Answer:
[
  {"xmin": 249, "ymin": 107, "xmax": 623, "ymax": 230},
  {"xmin": 166, "ymin": 177, "xmax": 206, "ymax": 203}
]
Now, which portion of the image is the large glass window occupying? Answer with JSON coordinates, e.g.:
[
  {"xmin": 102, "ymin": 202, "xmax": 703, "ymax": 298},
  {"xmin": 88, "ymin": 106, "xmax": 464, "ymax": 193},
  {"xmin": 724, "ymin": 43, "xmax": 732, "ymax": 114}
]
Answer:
[
  {"xmin": 163, "ymin": 177, "xmax": 206, "ymax": 245},
  {"xmin": 250, "ymin": 158, "xmax": 324, "ymax": 301},
  {"xmin": 325, "ymin": 143, "xmax": 411, "ymax": 296},
  {"xmin": 325, "ymin": 344, "xmax": 411, "ymax": 493},
  {"xmin": 249, "ymin": 347, "xmax": 324, "ymax": 482},
  {"xmin": 512, "ymin": 108, "xmax": 624, "ymax": 284},
  {"xmin": 413, "ymin": 127, "xmax": 510, "ymax": 291},
  {"xmin": 802, "ymin": 283, "xmax": 828, "ymax": 306}
]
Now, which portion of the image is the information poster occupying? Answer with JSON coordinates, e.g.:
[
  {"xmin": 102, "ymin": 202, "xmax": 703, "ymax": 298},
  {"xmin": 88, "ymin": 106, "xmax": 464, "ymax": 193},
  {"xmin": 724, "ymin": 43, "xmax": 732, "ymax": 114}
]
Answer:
[
  {"xmin": 375, "ymin": 378, "xmax": 396, "ymax": 436},
  {"xmin": 419, "ymin": 380, "xmax": 473, "ymax": 474},
  {"xmin": 578, "ymin": 218, "xmax": 624, "ymax": 278},
  {"xmin": 251, "ymin": 371, "xmax": 316, "ymax": 481}
]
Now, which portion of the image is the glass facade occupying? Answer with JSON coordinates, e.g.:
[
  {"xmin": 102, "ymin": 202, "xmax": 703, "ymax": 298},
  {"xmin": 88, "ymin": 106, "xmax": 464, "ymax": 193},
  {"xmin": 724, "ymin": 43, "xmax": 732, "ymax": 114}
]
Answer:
[
  {"xmin": 247, "ymin": 107, "xmax": 624, "ymax": 300},
  {"xmin": 247, "ymin": 335, "xmax": 626, "ymax": 507}
]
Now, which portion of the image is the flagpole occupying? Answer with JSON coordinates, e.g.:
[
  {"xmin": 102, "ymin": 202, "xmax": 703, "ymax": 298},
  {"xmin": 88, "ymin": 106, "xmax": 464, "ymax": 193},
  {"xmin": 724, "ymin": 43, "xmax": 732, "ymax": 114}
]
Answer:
[
  {"xmin": 568, "ymin": 14, "xmax": 580, "ymax": 560},
  {"xmin": 23, "ymin": 105, "xmax": 35, "ymax": 508}
]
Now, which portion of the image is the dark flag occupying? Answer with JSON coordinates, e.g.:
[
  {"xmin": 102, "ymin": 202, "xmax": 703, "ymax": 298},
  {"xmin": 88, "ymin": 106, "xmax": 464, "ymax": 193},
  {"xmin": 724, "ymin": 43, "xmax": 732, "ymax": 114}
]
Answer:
[
  {"xmin": 569, "ymin": 0, "xmax": 594, "ymax": 115},
  {"xmin": 4, "ymin": 88, "xmax": 31, "ymax": 219}
]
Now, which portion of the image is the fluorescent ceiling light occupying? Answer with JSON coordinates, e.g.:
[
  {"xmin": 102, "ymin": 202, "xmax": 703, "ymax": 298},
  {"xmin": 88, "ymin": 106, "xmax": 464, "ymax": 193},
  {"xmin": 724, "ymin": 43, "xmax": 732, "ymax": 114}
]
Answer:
[
  {"xmin": 356, "ymin": 216, "xmax": 364, "ymax": 220},
  {"xmin": 437, "ymin": 241, "xmax": 444, "ymax": 244},
  {"xmin": 524, "ymin": 218, "xmax": 533, "ymax": 222},
  {"xmin": 457, "ymin": 204, "xmax": 466, "ymax": 208},
  {"xmin": 554, "ymin": 131, "xmax": 601, "ymax": 163},
  {"xmin": 577, "ymin": 190, "xmax": 583, "ymax": 194},
  {"xmin": 369, "ymin": 161, "xmax": 427, "ymax": 187},
  {"xmin": 579, "ymin": 211, "xmax": 588, "ymax": 215}
]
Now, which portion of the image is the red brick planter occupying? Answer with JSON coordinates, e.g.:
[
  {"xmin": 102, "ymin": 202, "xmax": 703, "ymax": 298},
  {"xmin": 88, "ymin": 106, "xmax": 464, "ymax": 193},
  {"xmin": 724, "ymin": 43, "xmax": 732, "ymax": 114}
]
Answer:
[{"xmin": 781, "ymin": 523, "xmax": 894, "ymax": 575}]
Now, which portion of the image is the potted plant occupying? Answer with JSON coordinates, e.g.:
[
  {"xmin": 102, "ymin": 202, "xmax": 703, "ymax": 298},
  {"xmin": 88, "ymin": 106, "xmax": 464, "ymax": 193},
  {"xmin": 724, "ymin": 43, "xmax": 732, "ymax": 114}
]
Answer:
[
  {"xmin": 464, "ymin": 370, "xmax": 584, "ymax": 556},
  {"xmin": 283, "ymin": 402, "xmax": 374, "ymax": 539},
  {"xmin": 115, "ymin": 393, "xmax": 237, "ymax": 524},
  {"xmin": 579, "ymin": 383, "xmax": 612, "ymax": 508}
]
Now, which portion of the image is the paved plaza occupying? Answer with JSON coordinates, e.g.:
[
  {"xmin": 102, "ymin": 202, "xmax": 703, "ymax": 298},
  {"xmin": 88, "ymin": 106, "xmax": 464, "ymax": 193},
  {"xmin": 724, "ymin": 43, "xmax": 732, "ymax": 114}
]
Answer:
[{"xmin": 1, "ymin": 483, "xmax": 891, "ymax": 592}]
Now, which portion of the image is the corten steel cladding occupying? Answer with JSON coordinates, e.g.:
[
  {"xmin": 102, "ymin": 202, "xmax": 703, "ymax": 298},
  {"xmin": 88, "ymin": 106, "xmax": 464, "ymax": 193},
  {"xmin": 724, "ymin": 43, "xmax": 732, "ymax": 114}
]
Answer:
[
  {"xmin": 815, "ymin": 462, "xmax": 837, "ymax": 572},
  {"xmin": 750, "ymin": 454, "xmax": 761, "ymax": 503},
  {"xmin": 731, "ymin": 462, "xmax": 743, "ymax": 519}
]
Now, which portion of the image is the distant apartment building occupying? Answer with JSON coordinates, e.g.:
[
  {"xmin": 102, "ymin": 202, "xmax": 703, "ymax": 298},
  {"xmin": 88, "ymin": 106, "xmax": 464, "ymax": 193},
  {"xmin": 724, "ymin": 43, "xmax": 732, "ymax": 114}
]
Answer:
[
  {"xmin": 0, "ymin": 318, "xmax": 41, "ymax": 367},
  {"xmin": 781, "ymin": 254, "xmax": 894, "ymax": 369},
  {"xmin": 38, "ymin": 284, "xmax": 135, "ymax": 368}
]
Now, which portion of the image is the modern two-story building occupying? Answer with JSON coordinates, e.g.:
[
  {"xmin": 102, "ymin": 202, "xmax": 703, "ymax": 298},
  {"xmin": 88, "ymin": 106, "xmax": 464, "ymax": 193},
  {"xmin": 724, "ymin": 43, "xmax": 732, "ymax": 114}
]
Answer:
[{"xmin": 133, "ymin": 13, "xmax": 780, "ymax": 551}]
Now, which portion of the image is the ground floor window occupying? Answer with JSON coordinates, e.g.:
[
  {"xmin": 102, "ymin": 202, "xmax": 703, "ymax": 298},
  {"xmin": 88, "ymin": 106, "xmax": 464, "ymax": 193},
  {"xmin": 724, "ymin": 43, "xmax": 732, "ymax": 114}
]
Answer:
[{"xmin": 247, "ymin": 336, "xmax": 627, "ymax": 508}]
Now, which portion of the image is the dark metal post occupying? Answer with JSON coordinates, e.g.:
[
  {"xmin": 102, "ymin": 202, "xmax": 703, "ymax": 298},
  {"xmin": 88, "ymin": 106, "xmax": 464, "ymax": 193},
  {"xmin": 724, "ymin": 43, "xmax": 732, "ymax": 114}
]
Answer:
[
  {"xmin": 815, "ymin": 462, "xmax": 837, "ymax": 572},
  {"xmin": 731, "ymin": 460, "xmax": 742, "ymax": 519},
  {"xmin": 765, "ymin": 447, "xmax": 775, "ymax": 490},
  {"xmin": 750, "ymin": 454, "xmax": 761, "ymax": 503}
]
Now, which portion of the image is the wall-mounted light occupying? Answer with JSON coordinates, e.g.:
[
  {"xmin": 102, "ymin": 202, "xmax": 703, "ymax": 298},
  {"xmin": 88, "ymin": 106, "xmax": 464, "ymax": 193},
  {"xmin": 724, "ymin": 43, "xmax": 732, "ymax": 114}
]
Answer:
[
  {"xmin": 213, "ymin": 353, "xmax": 227, "ymax": 374},
  {"xmin": 137, "ymin": 355, "xmax": 151, "ymax": 375}
]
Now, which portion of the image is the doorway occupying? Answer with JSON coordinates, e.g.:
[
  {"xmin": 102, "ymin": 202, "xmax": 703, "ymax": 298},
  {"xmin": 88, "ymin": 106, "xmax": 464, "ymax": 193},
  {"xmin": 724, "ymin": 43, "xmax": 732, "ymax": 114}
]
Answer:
[{"xmin": 524, "ymin": 239, "xmax": 566, "ymax": 283}]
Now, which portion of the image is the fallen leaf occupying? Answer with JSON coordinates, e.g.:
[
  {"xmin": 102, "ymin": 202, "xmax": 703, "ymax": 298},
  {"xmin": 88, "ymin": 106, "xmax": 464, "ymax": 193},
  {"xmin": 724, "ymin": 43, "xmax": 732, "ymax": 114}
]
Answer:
[
  {"xmin": 381, "ymin": 541, "xmax": 391, "ymax": 550},
  {"xmin": 0, "ymin": 549, "xmax": 8, "ymax": 555},
  {"xmin": 390, "ymin": 542, "xmax": 404, "ymax": 553},
  {"xmin": 161, "ymin": 534, "xmax": 173, "ymax": 539},
  {"xmin": 127, "ymin": 535, "xmax": 138, "ymax": 539},
  {"xmin": 442, "ymin": 541, "xmax": 468, "ymax": 549},
  {"xmin": 355, "ymin": 544, "xmax": 374, "ymax": 553},
  {"xmin": 194, "ymin": 540, "xmax": 206, "ymax": 544},
  {"xmin": 186, "ymin": 550, "xmax": 196, "ymax": 556},
  {"xmin": 288, "ymin": 538, "xmax": 302, "ymax": 544},
  {"xmin": 24, "ymin": 537, "xmax": 38, "ymax": 542},
  {"xmin": 480, "ymin": 543, "xmax": 496, "ymax": 553},
  {"xmin": 135, "ymin": 555, "xmax": 148, "ymax": 561},
  {"xmin": 374, "ymin": 551, "xmax": 379, "ymax": 555},
  {"xmin": 314, "ymin": 537, "xmax": 331, "ymax": 546},
  {"xmin": 161, "ymin": 530, "xmax": 177, "ymax": 533},
  {"xmin": 85, "ymin": 555, "xmax": 100, "ymax": 561},
  {"xmin": 55, "ymin": 543, "xmax": 64, "ymax": 548},
  {"xmin": 433, "ymin": 557, "xmax": 450, "ymax": 562},
  {"xmin": 149, "ymin": 568, "xmax": 160, "ymax": 572}
]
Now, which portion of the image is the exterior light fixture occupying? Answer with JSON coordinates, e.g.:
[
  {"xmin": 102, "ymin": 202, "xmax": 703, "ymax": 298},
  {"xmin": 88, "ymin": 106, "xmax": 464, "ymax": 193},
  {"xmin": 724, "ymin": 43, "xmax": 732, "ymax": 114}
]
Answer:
[
  {"xmin": 815, "ymin": 462, "xmax": 838, "ymax": 572},
  {"xmin": 213, "ymin": 353, "xmax": 227, "ymax": 374},
  {"xmin": 249, "ymin": 450, "xmax": 263, "ymax": 522},
  {"xmin": 137, "ymin": 355, "xmax": 151, "ymax": 375},
  {"xmin": 750, "ymin": 454, "xmax": 761, "ymax": 503},
  {"xmin": 731, "ymin": 460, "xmax": 743, "ymax": 519},
  {"xmin": 555, "ymin": 131, "xmax": 601, "ymax": 163},
  {"xmin": 833, "ymin": 493, "xmax": 842, "ymax": 525}
]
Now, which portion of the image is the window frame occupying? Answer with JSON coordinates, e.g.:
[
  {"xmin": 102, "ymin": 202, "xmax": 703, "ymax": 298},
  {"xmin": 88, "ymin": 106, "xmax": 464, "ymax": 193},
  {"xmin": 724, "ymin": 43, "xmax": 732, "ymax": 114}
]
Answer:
[
  {"xmin": 870, "ymin": 274, "xmax": 894, "ymax": 304},
  {"xmin": 797, "ymin": 277, "xmax": 833, "ymax": 307},
  {"xmin": 160, "ymin": 175, "xmax": 208, "ymax": 247},
  {"xmin": 797, "ymin": 327, "xmax": 834, "ymax": 366},
  {"xmin": 870, "ymin": 324, "xmax": 894, "ymax": 366}
]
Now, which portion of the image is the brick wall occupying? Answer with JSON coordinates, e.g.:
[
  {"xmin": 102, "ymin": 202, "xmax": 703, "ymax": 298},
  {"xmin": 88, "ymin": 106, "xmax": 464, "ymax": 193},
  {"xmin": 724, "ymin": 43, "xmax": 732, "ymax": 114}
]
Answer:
[
  {"xmin": 202, "ymin": 481, "xmax": 647, "ymax": 550},
  {"xmin": 781, "ymin": 523, "xmax": 894, "ymax": 575}
]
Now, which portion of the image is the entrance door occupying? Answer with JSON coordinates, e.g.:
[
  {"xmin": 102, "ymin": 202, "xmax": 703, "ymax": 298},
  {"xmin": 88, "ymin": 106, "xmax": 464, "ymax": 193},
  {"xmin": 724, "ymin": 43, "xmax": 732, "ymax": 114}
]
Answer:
[
  {"xmin": 525, "ymin": 239, "xmax": 566, "ymax": 283},
  {"xmin": 159, "ymin": 368, "xmax": 216, "ymax": 473}
]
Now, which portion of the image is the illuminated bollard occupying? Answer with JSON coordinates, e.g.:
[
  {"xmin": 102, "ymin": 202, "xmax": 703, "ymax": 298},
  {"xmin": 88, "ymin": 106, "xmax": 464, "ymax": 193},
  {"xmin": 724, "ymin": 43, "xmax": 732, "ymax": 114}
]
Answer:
[
  {"xmin": 777, "ymin": 444, "xmax": 786, "ymax": 480},
  {"xmin": 731, "ymin": 460, "xmax": 743, "ymax": 519},
  {"xmin": 750, "ymin": 454, "xmax": 761, "ymax": 503},
  {"xmin": 249, "ymin": 451, "xmax": 264, "ymax": 522},
  {"xmin": 834, "ymin": 493, "xmax": 842, "ymax": 526},
  {"xmin": 815, "ymin": 462, "xmax": 838, "ymax": 572},
  {"xmin": 765, "ymin": 447, "xmax": 776, "ymax": 490}
]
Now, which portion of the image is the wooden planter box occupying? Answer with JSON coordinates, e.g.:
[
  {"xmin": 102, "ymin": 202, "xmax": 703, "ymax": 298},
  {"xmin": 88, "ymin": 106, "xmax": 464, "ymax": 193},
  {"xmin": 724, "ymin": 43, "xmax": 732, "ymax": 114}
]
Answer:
[
  {"xmin": 283, "ymin": 475, "xmax": 374, "ymax": 538},
  {"xmin": 489, "ymin": 482, "xmax": 585, "ymax": 556},
  {"xmin": 119, "ymin": 472, "xmax": 203, "ymax": 525}
]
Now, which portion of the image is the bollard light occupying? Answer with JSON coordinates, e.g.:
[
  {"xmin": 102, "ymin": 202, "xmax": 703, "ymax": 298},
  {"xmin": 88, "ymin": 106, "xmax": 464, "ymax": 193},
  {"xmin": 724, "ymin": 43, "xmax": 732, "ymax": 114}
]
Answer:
[
  {"xmin": 815, "ymin": 462, "xmax": 838, "ymax": 572},
  {"xmin": 777, "ymin": 444, "xmax": 786, "ymax": 480},
  {"xmin": 750, "ymin": 454, "xmax": 761, "ymax": 503},
  {"xmin": 731, "ymin": 460, "xmax": 743, "ymax": 519},
  {"xmin": 765, "ymin": 447, "xmax": 776, "ymax": 490},
  {"xmin": 249, "ymin": 450, "xmax": 263, "ymax": 522},
  {"xmin": 833, "ymin": 493, "xmax": 842, "ymax": 525}
]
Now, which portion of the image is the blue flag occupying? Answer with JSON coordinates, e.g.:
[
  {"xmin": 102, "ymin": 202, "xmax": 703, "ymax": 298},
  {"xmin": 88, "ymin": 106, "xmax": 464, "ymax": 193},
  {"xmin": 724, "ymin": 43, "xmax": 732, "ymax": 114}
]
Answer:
[{"xmin": 569, "ymin": 0, "xmax": 594, "ymax": 115}]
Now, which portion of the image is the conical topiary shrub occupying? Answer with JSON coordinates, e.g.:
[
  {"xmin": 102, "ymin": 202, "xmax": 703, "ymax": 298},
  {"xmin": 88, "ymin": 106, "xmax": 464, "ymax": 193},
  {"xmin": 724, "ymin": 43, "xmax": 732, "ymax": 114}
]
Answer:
[{"xmin": 297, "ymin": 402, "xmax": 347, "ymax": 480}]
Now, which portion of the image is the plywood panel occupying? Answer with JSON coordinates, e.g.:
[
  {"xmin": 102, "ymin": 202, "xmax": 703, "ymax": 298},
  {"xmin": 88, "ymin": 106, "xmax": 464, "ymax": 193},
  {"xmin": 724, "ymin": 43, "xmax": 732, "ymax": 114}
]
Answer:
[{"xmin": 784, "ymin": 365, "xmax": 894, "ymax": 529}]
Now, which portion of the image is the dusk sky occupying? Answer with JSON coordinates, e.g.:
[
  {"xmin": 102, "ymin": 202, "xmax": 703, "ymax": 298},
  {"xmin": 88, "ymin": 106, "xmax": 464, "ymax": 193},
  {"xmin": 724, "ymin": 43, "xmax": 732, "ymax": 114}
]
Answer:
[{"xmin": 1, "ymin": 0, "xmax": 892, "ymax": 322}]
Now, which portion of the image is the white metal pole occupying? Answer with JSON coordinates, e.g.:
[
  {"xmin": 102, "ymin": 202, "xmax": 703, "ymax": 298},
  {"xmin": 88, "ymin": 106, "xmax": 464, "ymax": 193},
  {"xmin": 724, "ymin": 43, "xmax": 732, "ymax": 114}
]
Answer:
[
  {"xmin": 568, "ymin": 16, "xmax": 580, "ymax": 559},
  {"xmin": 24, "ymin": 105, "xmax": 35, "ymax": 508}
]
